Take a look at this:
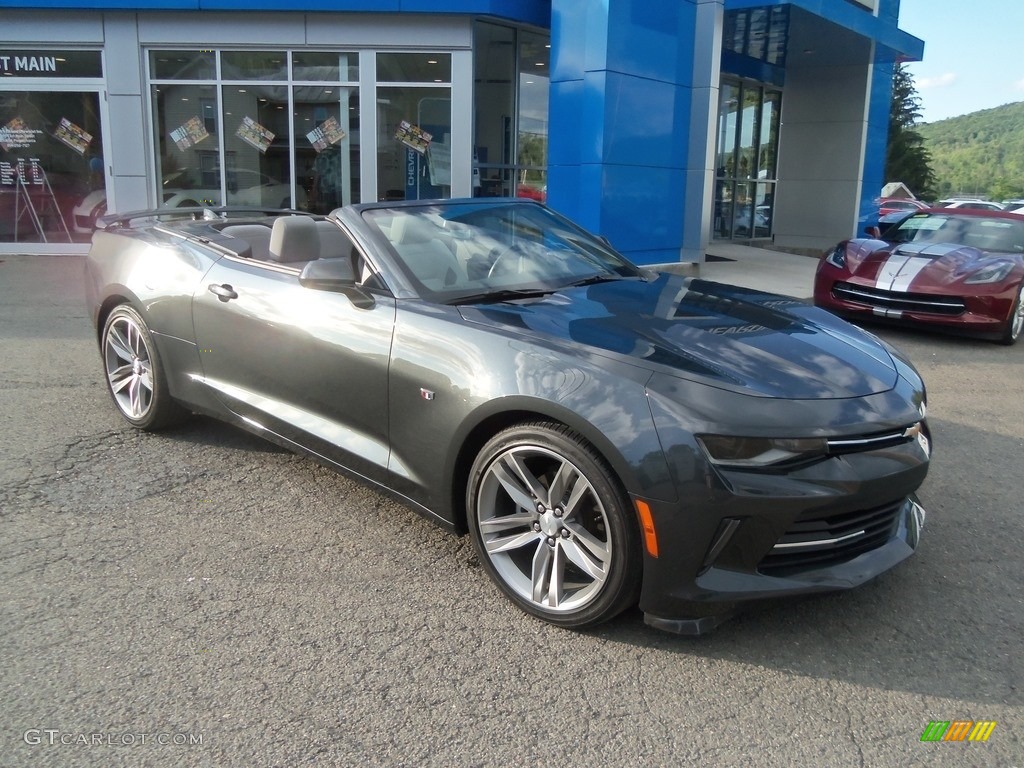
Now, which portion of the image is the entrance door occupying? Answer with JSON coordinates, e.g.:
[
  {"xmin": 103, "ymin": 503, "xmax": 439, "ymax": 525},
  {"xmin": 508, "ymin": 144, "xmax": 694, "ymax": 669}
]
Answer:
[{"xmin": 713, "ymin": 80, "xmax": 780, "ymax": 242}]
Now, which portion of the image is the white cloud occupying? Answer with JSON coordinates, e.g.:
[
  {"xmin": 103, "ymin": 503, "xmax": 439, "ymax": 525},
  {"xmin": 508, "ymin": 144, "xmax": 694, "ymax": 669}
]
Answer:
[
  {"xmin": 917, "ymin": 73, "xmax": 957, "ymax": 89},
  {"xmin": 1015, "ymin": 78, "xmax": 1024, "ymax": 92}
]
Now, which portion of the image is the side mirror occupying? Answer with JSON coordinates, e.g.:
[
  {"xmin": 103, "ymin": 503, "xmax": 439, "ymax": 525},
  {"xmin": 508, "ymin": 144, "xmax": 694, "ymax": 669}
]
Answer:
[
  {"xmin": 864, "ymin": 226, "xmax": 882, "ymax": 239},
  {"xmin": 299, "ymin": 259, "xmax": 375, "ymax": 309}
]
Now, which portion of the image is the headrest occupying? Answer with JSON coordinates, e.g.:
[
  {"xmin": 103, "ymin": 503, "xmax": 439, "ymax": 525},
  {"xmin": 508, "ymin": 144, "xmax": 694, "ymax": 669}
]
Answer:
[{"xmin": 269, "ymin": 216, "xmax": 320, "ymax": 263}]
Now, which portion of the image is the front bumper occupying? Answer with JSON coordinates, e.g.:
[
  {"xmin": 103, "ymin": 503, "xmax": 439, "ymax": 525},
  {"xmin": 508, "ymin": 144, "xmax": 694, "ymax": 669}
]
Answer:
[
  {"xmin": 815, "ymin": 272, "xmax": 1018, "ymax": 338},
  {"xmin": 635, "ymin": 431, "xmax": 929, "ymax": 634}
]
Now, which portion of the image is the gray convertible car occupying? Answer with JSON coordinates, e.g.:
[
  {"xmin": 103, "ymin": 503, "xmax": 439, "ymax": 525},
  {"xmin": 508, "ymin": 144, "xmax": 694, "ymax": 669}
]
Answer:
[{"xmin": 85, "ymin": 199, "xmax": 930, "ymax": 634}]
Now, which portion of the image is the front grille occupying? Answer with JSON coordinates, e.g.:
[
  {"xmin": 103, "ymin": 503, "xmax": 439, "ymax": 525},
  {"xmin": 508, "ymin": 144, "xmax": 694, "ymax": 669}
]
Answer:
[
  {"xmin": 826, "ymin": 424, "xmax": 921, "ymax": 455},
  {"xmin": 833, "ymin": 282, "xmax": 965, "ymax": 316},
  {"xmin": 758, "ymin": 500, "xmax": 903, "ymax": 575}
]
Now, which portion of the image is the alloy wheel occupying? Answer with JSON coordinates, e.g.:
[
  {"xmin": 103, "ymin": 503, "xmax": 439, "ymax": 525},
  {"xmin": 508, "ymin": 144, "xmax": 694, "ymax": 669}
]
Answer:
[
  {"xmin": 104, "ymin": 313, "xmax": 154, "ymax": 420},
  {"xmin": 475, "ymin": 445, "xmax": 612, "ymax": 613}
]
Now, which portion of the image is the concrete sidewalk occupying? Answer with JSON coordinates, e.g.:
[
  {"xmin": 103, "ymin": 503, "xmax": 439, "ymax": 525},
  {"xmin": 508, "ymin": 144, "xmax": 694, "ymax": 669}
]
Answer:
[{"xmin": 657, "ymin": 243, "xmax": 822, "ymax": 299}]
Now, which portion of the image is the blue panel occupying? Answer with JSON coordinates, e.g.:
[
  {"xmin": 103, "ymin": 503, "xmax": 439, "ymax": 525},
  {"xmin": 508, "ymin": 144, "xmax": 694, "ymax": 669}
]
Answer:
[
  {"xmin": 549, "ymin": 163, "xmax": 688, "ymax": 264},
  {"xmin": 601, "ymin": 71, "xmax": 691, "ymax": 169},
  {"xmin": 547, "ymin": 78, "xmax": 586, "ymax": 168},
  {"xmin": 549, "ymin": 0, "xmax": 591, "ymax": 82},
  {"xmin": 859, "ymin": 52, "xmax": 897, "ymax": 231},
  {"xmin": 598, "ymin": 165, "xmax": 686, "ymax": 260},
  {"xmin": 0, "ymin": 0, "xmax": 198, "ymax": 6},
  {"xmin": 546, "ymin": 165, "xmax": 584, "ymax": 228},
  {"xmin": 547, "ymin": 0, "xmax": 705, "ymax": 264},
  {"xmin": 605, "ymin": 1, "xmax": 696, "ymax": 84},
  {"xmin": 2, "ymin": 0, "xmax": 549, "ymax": 24},
  {"xmin": 200, "ymin": 0, "xmax": 396, "ymax": 8}
]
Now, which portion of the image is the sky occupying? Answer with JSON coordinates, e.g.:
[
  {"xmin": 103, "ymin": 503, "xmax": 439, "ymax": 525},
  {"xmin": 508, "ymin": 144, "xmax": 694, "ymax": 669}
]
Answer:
[{"xmin": 898, "ymin": 0, "xmax": 1024, "ymax": 124}]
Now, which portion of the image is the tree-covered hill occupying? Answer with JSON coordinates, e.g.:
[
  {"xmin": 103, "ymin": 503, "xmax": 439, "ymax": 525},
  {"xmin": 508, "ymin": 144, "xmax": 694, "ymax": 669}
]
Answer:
[{"xmin": 917, "ymin": 101, "xmax": 1024, "ymax": 201}]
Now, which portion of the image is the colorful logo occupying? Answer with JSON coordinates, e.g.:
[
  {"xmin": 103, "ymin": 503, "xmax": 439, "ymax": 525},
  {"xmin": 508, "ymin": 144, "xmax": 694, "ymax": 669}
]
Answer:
[{"xmin": 920, "ymin": 720, "xmax": 997, "ymax": 742}]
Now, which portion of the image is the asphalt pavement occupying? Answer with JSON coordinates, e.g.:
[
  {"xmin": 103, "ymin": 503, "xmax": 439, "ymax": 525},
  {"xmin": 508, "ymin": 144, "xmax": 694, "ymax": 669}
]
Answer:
[{"xmin": 1, "ymin": 250, "xmax": 1021, "ymax": 768}]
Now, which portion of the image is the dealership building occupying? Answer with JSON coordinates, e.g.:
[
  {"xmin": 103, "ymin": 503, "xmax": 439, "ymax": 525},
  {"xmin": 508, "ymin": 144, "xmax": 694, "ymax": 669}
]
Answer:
[{"xmin": 1, "ymin": 0, "xmax": 922, "ymax": 262}]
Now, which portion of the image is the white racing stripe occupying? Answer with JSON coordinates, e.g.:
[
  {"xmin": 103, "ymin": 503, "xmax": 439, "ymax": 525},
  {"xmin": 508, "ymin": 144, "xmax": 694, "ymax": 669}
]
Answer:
[{"xmin": 875, "ymin": 243, "xmax": 959, "ymax": 292}]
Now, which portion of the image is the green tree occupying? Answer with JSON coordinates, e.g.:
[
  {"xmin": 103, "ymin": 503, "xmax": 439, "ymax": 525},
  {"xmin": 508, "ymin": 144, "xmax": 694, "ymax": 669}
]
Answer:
[{"xmin": 885, "ymin": 63, "xmax": 937, "ymax": 200}]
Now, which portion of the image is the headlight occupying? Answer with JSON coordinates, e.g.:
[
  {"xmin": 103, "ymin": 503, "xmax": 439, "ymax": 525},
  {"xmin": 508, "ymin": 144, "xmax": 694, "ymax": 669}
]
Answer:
[
  {"xmin": 825, "ymin": 245, "xmax": 846, "ymax": 269},
  {"xmin": 697, "ymin": 435, "xmax": 829, "ymax": 468},
  {"xmin": 964, "ymin": 262, "xmax": 1013, "ymax": 284}
]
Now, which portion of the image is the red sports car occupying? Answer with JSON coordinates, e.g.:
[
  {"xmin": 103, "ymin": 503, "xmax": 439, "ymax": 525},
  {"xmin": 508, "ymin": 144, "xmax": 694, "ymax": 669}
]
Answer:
[
  {"xmin": 814, "ymin": 209, "xmax": 1024, "ymax": 345},
  {"xmin": 878, "ymin": 197, "xmax": 928, "ymax": 217}
]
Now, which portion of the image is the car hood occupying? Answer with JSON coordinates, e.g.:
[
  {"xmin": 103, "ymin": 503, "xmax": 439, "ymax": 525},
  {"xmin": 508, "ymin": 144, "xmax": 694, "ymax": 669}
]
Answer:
[
  {"xmin": 844, "ymin": 239, "xmax": 1023, "ymax": 289},
  {"xmin": 458, "ymin": 273, "xmax": 898, "ymax": 399}
]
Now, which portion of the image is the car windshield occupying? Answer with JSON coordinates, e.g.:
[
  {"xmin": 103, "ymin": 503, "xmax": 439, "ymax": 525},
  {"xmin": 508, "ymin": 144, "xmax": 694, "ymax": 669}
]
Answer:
[
  {"xmin": 362, "ymin": 201, "xmax": 642, "ymax": 302},
  {"xmin": 887, "ymin": 213, "xmax": 1024, "ymax": 253}
]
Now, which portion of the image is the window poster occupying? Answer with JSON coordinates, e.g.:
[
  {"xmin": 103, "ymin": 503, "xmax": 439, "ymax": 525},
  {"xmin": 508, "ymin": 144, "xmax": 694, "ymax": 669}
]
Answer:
[
  {"xmin": 0, "ymin": 116, "xmax": 42, "ymax": 151},
  {"xmin": 306, "ymin": 116, "xmax": 346, "ymax": 153},
  {"xmin": 170, "ymin": 116, "xmax": 209, "ymax": 151},
  {"xmin": 54, "ymin": 117, "xmax": 92, "ymax": 156},
  {"xmin": 395, "ymin": 120, "xmax": 431, "ymax": 154},
  {"xmin": 235, "ymin": 116, "xmax": 274, "ymax": 154}
]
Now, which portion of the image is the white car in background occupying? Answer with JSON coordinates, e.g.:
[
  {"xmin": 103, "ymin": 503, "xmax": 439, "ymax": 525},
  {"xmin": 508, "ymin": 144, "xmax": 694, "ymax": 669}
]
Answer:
[
  {"xmin": 936, "ymin": 199, "xmax": 1005, "ymax": 212},
  {"xmin": 72, "ymin": 169, "xmax": 306, "ymax": 233}
]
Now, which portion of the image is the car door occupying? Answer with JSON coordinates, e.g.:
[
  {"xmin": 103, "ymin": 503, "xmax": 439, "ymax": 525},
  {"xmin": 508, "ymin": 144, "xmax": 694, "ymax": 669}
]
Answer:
[{"xmin": 191, "ymin": 255, "xmax": 396, "ymax": 482}]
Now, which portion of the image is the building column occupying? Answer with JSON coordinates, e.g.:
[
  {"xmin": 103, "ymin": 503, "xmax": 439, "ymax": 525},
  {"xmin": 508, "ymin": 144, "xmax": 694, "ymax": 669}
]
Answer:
[{"xmin": 546, "ymin": 0, "xmax": 723, "ymax": 265}]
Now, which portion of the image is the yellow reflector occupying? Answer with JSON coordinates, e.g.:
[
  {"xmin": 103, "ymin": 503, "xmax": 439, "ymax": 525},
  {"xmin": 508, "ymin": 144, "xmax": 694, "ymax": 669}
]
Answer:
[{"xmin": 634, "ymin": 500, "xmax": 659, "ymax": 558}]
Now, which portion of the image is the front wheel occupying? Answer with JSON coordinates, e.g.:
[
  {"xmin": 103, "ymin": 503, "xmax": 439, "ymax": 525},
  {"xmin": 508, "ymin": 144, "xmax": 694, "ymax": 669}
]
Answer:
[
  {"xmin": 1000, "ymin": 284, "xmax": 1023, "ymax": 345},
  {"xmin": 101, "ymin": 305, "xmax": 187, "ymax": 430},
  {"xmin": 467, "ymin": 422, "xmax": 641, "ymax": 629}
]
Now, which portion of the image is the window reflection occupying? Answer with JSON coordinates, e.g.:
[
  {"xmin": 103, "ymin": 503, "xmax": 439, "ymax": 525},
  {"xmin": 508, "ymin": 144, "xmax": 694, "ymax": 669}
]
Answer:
[
  {"xmin": 0, "ymin": 90, "xmax": 103, "ymax": 243},
  {"xmin": 473, "ymin": 22, "xmax": 550, "ymax": 201},
  {"xmin": 714, "ymin": 78, "xmax": 780, "ymax": 241},
  {"xmin": 149, "ymin": 49, "xmax": 364, "ymax": 213}
]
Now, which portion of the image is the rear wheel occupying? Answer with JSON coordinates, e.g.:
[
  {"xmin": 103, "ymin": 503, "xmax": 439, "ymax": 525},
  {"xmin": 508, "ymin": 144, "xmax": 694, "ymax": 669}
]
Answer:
[
  {"xmin": 1001, "ymin": 284, "xmax": 1023, "ymax": 345},
  {"xmin": 102, "ymin": 305, "xmax": 187, "ymax": 429},
  {"xmin": 467, "ymin": 422, "xmax": 641, "ymax": 629}
]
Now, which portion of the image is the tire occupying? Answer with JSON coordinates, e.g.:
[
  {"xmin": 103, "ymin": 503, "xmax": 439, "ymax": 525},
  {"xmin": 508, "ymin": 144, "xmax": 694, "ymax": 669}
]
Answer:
[
  {"xmin": 467, "ymin": 422, "xmax": 641, "ymax": 629},
  {"xmin": 1000, "ymin": 284, "xmax": 1023, "ymax": 345},
  {"xmin": 101, "ymin": 305, "xmax": 187, "ymax": 430}
]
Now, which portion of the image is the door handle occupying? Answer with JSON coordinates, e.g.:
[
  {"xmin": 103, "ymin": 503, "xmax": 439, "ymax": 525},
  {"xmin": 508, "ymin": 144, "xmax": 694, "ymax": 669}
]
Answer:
[{"xmin": 208, "ymin": 283, "xmax": 238, "ymax": 302}]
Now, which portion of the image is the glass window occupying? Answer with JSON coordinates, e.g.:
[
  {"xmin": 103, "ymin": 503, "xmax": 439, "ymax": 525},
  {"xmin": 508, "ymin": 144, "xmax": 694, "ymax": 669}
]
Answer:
[
  {"xmin": 293, "ymin": 52, "xmax": 358, "ymax": 83},
  {"xmin": 474, "ymin": 22, "xmax": 515, "ymax": 194},
  {"xmin": 222, "ymin": 51, "xmax": 287, "ymax": 82},
  {"xmin": 758, "ymin": 90, "xmax": 780, "ymax": 179},
  {"xmin": 149, "ymin": 50, "xmax": 215, "ymax": 81},
  {"xmin": 714, "ymin": 78, "xmax": 781, "ymax": 241},
  {"xmin": 377, "ymin": 87, "xmax": 451, "ymax": 201},
  {"xmin": 149, "ymin": 49, "xmax": 364, "ymax": 213},
  {"xmin": 295, "ymin": 85, "xmax": 359, "ymax": 212},
  {"xmin": 517, "ymin": 31, "xmax": 548, "ymax": 202},
  {"xmin": 222, "ymin": 84, "xmax": 297, "ymax": 208},
  {"xmin": 152, "ymin": 83, "xmax": 222, "ymax": 207},
  {"xmin": 716, "ymin": 83, "xmax": 739, "ymax": 179},
  {"xmin": 0, "ymin": 90, "xmax": 103, "ymax": 243},
  {"xmin": 471, "ymin": 22, "xmax": 550, "ymax": 201},
  {"xmin": 377, "ymin": 53, "xmax": 451, "ymax": 83},
  {"xmin": 736, "ymin": 85, "xmax": 760, "ymax": 183}
]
